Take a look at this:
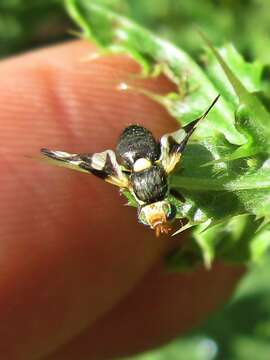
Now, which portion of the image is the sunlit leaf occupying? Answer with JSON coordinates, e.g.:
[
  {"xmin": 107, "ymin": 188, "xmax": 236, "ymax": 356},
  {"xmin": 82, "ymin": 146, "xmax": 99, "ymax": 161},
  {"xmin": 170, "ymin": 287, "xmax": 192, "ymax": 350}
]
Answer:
[{"xmin": 66, "ymin": 0, "xmax": 270, "ymax": 268}]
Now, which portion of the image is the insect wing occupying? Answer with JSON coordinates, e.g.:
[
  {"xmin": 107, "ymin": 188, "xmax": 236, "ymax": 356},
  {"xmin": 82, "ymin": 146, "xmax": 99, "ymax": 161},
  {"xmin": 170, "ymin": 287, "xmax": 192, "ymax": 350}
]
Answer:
[
  {"xmin": 40, "ymin": 149, "xmax": 90, "ymax": 173},
  {"xmin": 159, "ymin": 128, "xmax": 186, "ymax": 174},
  {"xmin": 160, "ymin": 95, "xmax": 220, "ymax": 173},
  {"xmin": 40, "ymin": 148, "xmax": 129, "ymax": 188}
]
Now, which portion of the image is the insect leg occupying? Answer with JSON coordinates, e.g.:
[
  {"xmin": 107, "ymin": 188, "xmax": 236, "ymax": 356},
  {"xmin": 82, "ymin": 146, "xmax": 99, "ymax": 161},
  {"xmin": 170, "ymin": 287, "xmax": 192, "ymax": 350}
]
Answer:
[{"xmin": 170, "ymin": 189, "xmax": 186, "ymax": 203}]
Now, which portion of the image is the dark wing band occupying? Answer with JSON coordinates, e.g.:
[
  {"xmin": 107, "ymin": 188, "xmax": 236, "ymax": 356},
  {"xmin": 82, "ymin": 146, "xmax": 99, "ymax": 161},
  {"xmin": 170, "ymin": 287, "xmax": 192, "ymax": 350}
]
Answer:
[
  {"xmin": 40, "ymin": 148, "xmax": 129, "ymax": 188},
  {"xmin": 160, "ymin": 95, "xmax": 220, "ymax": 174}
]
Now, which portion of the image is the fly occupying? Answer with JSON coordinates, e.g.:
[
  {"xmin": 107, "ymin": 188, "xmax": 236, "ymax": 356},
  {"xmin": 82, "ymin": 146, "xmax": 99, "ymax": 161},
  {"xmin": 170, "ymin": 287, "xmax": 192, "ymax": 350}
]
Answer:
[{"xmin": 41, "ymin": 95, "xmax": 219, "ymax": 236}]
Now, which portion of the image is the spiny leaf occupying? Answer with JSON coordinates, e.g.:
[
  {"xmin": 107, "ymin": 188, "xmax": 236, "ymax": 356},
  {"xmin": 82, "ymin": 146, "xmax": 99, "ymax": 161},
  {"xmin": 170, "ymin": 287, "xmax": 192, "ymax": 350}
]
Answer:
[
  {"xmin": 201, "ymin": 31, "xmax": 270, "ymax": 155},
  {"xmin": 66, "ymin": 0, "xmax": 270, "ymax": 268},
  {"xmin": 66, "ymin": 0, "xmax": 245, "ymax": 146}
]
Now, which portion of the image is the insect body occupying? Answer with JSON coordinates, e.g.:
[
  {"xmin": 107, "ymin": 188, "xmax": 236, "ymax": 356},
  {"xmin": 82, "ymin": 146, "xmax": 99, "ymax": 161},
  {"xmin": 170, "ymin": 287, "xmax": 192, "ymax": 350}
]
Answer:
[{"xmin": 41, "ymin": 95, "xmax": 219, "ymax": 236}]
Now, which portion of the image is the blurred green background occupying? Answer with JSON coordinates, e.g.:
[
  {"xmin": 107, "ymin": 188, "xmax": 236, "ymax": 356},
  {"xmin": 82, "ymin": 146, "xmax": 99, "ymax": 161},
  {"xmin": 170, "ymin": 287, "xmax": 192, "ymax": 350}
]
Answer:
[{"xmin": 1, "ymin": 1, "xmax": 270, "ymax": 359}]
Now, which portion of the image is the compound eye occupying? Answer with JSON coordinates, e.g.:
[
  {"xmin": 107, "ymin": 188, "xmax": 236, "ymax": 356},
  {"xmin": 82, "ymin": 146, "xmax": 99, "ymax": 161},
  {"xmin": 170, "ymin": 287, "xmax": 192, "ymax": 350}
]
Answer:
[
  {"xmin": 138, "ymin": 207, "xmax": 148, "ymax": 225},
  {"xmin": 163, "ymin": 203, "xmax": 177, "ymax": 221}
]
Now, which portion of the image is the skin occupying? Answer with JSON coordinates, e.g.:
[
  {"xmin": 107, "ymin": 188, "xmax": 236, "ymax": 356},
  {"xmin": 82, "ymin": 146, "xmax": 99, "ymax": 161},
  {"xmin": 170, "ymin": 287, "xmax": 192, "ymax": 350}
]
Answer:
[{"xmin": 0, "ymin": 40, "xmax": 243, "ymax": 360}]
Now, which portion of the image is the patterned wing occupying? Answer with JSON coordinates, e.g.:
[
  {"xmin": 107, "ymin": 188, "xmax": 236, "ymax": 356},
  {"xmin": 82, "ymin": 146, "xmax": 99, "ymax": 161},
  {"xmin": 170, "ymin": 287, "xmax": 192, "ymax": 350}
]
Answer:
[
  {"xmin": 41, "ymin": 148, "xmax": 129, "ymax": 188},
  {"xmin": 160, "ymin": 95, "xmax": 220, "ymax": 174}
]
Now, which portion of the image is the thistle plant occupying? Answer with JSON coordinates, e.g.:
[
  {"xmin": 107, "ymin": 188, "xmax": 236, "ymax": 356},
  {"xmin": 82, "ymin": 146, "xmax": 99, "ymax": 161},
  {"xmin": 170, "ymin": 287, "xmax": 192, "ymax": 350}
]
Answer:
[{"xmin": 65, "ymin": 0, "xmax": 270, "ymax": 269}]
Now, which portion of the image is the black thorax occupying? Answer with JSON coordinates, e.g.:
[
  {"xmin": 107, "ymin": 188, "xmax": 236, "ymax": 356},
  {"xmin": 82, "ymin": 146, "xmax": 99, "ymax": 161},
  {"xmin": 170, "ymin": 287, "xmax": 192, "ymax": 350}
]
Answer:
[
  {"xmin": 130, "ymin": 165, "xmax": 168, "ymax": 203},
  {"xmin": 116, "ymin": 125, "xmax": 160, "ymax": 168},
  {"xmin": 116, "ymin": 125, "xmax": 167, "ymax": 204}
]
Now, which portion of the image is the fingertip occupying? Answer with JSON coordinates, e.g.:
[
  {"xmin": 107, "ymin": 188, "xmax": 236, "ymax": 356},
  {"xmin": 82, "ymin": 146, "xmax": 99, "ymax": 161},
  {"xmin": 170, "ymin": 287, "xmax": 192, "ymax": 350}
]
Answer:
[
  {"xmin": 46, "ymin": 262, "xmax": 244, "ymax": 360},
  {"xmin": 0, "ymin": 40, "xmax": 179, "ymax": 359}
]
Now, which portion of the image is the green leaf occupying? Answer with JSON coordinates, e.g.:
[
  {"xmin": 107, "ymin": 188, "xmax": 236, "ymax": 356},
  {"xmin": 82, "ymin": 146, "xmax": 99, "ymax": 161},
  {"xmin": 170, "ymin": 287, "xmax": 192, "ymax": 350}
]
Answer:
[
  {"xmin": 66, "ymin": 0, "xmax": 245, "ymax": 145},
  {"xmin": 201, "ymin": 32, "xmax": 270, "ymax": 156}
]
